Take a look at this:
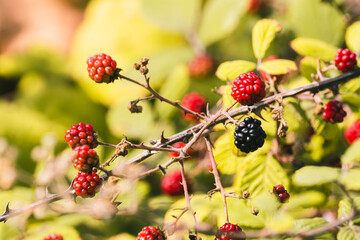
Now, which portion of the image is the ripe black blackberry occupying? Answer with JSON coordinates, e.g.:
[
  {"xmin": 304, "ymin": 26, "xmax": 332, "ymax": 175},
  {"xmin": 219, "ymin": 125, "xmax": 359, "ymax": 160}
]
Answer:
[{"xmin": 234, "ymin": 117, "xmax": 266, "ymax": 153}]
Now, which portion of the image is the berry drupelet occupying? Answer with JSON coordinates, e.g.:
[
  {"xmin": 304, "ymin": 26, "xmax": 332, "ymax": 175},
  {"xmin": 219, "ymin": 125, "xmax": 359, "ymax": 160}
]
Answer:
[
  {"xmin": 234, "ymin": 117, "xmax": 266, "ymax": 153},
  {"xmin": 344, "ymin": 120, "xmax": 360, "ymax": 145},
  {"xmin": 334, "ymin": 48, "xmax": 357, "ymax": 73},
  {"xmin": 136, "ymin": 226, "xmax": 165, "ymax": 240},
  {"xmin": 215, "ymin": 223, "xmax": 246, "ymax": 240},
  {"xmin": 181, "ymin": 92, "xmax": 207, "ymax": 122},
  {"xmin": 73, "ymin": 171, "xmax": 102, "ymax": 198},
  {"xmin": 231, "ymin": 72, "xmax": 266, "ymax": 105},
  {"xmin": 161, "ymin": 170, "xmax": 192, "ymax": 196},
  {"xmin": 87, "ymin": 53, "xmax": 117, "ymax": 83},
  {"xmin": 65, "ymin": 122, "xmax": 98, "ymax": 149},
  {"xmin": 72, "ymin": 145, "xmax": 100, "ymax": 172},
  {"xmin": 322, "ymin": 100, "xmax": 347, "ymax": 124},
  {"xmin": 42, "ymin": 233, "xmax": 63, "ymax": 240}
]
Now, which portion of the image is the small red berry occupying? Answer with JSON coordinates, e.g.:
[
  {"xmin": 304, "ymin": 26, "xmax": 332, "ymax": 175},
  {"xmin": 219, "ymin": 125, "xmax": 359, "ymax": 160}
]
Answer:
[
  {"xmin": 215, "ymin": 223, "xmax": 246, "ymax": 240},
  {"xmin": 334, "ymin": 48, "xmax": 357, "ymax": 73},
  {"xmin": 278, "ymin": 191, "xmax": 290, "ymax": 203},
  {"xmin": 231, "ymin": 72, "xmax": 266, "ymax": 105},
  {"xmin": 65, "ymin": 122, "xmax": 98, "ymax": 149},
  {"xmin": 87, "ymin": 53, "xmax": 117, "ymax": 83},
  {"xmin": 72, "ymin": 145, "xmax": 100, "ymax": 172},
  {"xmin": 181, "ymin": 92, "xmax": 207, "ymax": 122},
  {"xmin": 161, "ymin": 170, "xmax": 192, "ymax": 196},
  {"xmin": 136, "ymin": 226, "xmax": 165, "ymax": 240},
  {"xmin": 73, "ymin": 171, "xmax": 102, "ymax": 198},
  {"xmin": 322, "ymin": 100, "xmax": 347, "ymax": 124},
  {"xmin": 344, "ymin": 120, "xmax": 360, "ymax": 145},
  {"xmin": 188, "ymin": 54, "xmax": 217, "ymax": 78},
  {"xmin": 168, "ymin": 141, "xmax": 192, "ymax": 158},
  {"xmin": 273, "ymin": 184, "xmax": 286, "ymax": 194},
  {"xmin": 43, "ymin": 233, "xmax": 63, "ymax": 240}
]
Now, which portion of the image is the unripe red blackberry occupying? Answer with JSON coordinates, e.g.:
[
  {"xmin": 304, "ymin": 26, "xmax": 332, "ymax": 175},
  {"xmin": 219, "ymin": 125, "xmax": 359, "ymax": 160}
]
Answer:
[
  {"xmin": 234, "ymin": 117, "xmax": 266, "ymax": 153},
  {"xmin": 278, "ymin": 191, "xmax": 290, "ymax": 203},
  {"xmin": 344, "ymin": 120, "xmax": 360, "ymax": 145},
  {"xmin": 168, "ymin": 141, "xmax": 192, "ymax": 158},
  {"xmin": 136, "ymin": 226, "xmax": 165, "ymax": 240},
  {"xmin": 43, "ymin": 233, "xmax": 63, "ymax": 240},
  {"xmin": 334, "ymin": 48, "xmax": 357, "ymax": 73},
  {"xmin": 188, "ymin": 54, "xmax": 216, "ymax": 78},
  {"xmin": 87, "ymin": 53, "xmax": 117, "ymax": 83},
  {"xmin": 64, "ymin": 122, "xmax": 98, "ymax": 149},
  {"xmin": 161, "ymin": 170, "xmax": 192, "ymax": 196},
  {"xmin": 215, "ymin": 223, "xmax": 246, "ymax": 240},
  {"xmin": 273, "ymin": 184, "xmax": 285, "ymax": 194},
  {"xmin": 322, "ymin": 100, "xmax": 347, "ymax": 123},
  {"xmin": 73, "ymin": 171, "xmax": 102, "ymax": 198},
  {"xmin": 72, "ymin": 145, "xmax": 100, "ymax": 172},
  {"xmin": 181, "ymin": 92, "xmax": 207, "ymax": 122},
  {"xmin": 231, "ymin": 72, "xmax": 266, "ymax": 105}
]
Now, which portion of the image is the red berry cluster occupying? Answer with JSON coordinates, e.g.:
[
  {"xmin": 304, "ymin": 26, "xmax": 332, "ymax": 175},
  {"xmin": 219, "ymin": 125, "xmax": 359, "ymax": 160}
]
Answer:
[
  {"xmin": 334, "ymin": 48, "xmax": 357, "ymax": 73},
  {"xmin": 87, "ymin": 53, "xmax": 117, "ymax": 83},
  {"xmin": 188, "ymin": 54, "xmax": 216, "ymax": 78},
  {"xmin": 73, "ymin": 171, "xmax": 102, "ymax": 198},
  {"xmin": 72, "ymin": 145, "xmax": 99, "ymax": 172},
  {"xmin": 215, "ymin": 223, "xmax": 246, "ymax": 240},
  {"xmin": 136, "ymin": 226, "xmax": 165, "ymax": 240},
  {"xmin": 345, "ymin": 120, "xmax": 360, "ymax": 145},
  {"xmin": 181, "ymin": 92, "xmax": 207, "ymax": 122},
  {"xmin": 322, "ymin": 100, "xmax": 347, "ymax": 123},
  {"xmin": 65, "ymin": 122, "xmax": 98, "ymax": 149},
  {"xmin": 273, "ymin": 184, "xmax": 290, "ymax": 203},
  {"xmin": 42, "ymin": 233, "xmax": 63, "ymax": 240},
  {"xmin": 161, "ymin": 170, "xmax": 192, "ymax": 196},
  {"xmin": 231, "ymin": 72, "xmax": 266, "ymax": 105},
  {"xmin": 168, "ymin": 141, "xmax": 192, "ymax": 158}
]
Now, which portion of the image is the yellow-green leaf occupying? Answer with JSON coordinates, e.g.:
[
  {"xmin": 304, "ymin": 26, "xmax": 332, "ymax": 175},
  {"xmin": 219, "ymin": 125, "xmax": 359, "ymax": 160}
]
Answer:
[
  {"xmin": 217, "ymin": 85, "xmax": 239, "ymax": 110},
  {"xmin": 300, "ymin": 56, "xmax": 325, "ymax": 82},
  {"xmin": 290, "ymin": 37, "xmax": 338, "ymax": 62},
  {"xmin": 293, "ymin": 166, "xmax": 340, "ymax": 186},
  {"xmin": 341, "ymin": 168, "xmax": 360, "ymax": 190},
  {"xmin": 216, "ymin": 60, "xmax": 256, "ymax": 81},
  {"xmin": 345, "ymin": 21, "xmax": 360, "ymax": 54},
  {"xmin": 337, "ymin": 226, "xmax": 360, "ymax": 240},
  {"xmin": 252, "ymin": 19, "xmax": 282, "ymax": 60},
  {"xmin": 259, "ymin": 59, "xmax": 297, "ymax": 75},
  {"xmin": 341, "ymin": 139, "xmax": 360, "ymax": 166}
]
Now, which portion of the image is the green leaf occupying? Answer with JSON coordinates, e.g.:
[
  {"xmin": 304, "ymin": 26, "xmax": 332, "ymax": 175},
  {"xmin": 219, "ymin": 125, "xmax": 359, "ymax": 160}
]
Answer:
[
  {"xmin": 141, "ymin": 0, "xmax": 200, "ymax": 33},
  {"xmin": 293, "ymin": 166, "xmax": 340, "ymax": 186},
  {"xmin": 252, "ymin": 19, "xmax": 282, "ymax": 60},
  {"xmin": 341, "ymin": 168, "xmax": 360, "ymax": 190},
  {"xmin": 233, "ymin": 154, "xmax": 289, "ymax": 197},
  {"xmin": 259, "ymin": 59, "xmax": 297, "ymax": 75},
  {"xmin": 300, "ymin": 57, "xmax": 326, "ymax": 82},
  {"xmin": 310, "ymin": 114, "xmax": 340, "ymax": 140},
  {"xmin": 341, "ymin": 139, "xmax": 360, "ymax": 166},
  {"xmin": 283, "ymin": 99, "xmax": 310, "ymax": 138},
  {"xmin": 286, "ymin": 191, "xmax": 326, "ymax": 210},
  {"xmin": 338, "ymin": 199, "xmax": 352, "ymax": 219},
  {"xmin": 293, "ymin": 217, "xmax": 328, "ymax": 231},
  {"xmin": 217, "ymin": 85, "xmax": 239, "ymax": 110},
  {"xmin": 216, "ymin": 60, "xmax": 256, "ymax": 81},
  {"xmin": 198, "ymin": 0, "xmax": 247, "ymax": 46},
  {"xmin": 290, "ymin": 37, "xmax": 338, "ymax": 62},
  {"xmin": 287, "ymin": 0, "xmax": 345, "ymax": 46},
  {"xmin": 346, "ymin": 21, "xmax": 360, "ymax": 54},
  {"xmin": 340, "ymin": 77, "xmax": 360, "ymax": 94},
  {"xmin": 342, "ymin": 93, "xmax": 360, "ymax": 113},
  {"xmin": 337, "ymin": 226, "xmax": 360, "ymax": 240},
  {"xmin": 155, "ymin": 65, "xmax": 190, "ymax": 119}
]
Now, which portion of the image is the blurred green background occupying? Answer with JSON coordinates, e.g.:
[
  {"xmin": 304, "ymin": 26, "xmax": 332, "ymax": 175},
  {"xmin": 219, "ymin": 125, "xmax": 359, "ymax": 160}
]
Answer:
[{"xmin": 0, "ymin": 0, "xmax": 359, "ymax": 239}]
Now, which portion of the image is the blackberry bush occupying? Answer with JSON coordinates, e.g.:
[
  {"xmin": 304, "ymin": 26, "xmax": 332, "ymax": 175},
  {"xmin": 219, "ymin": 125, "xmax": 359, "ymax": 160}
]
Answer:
[
  {"xmin": 231, "ymin": 72, "xmax": 266, "ymax": 105},
  {"xmin": 73, "ymin": 171, "xmax": 102, "ymax": 198},
  {"xmin": 234, "ymin": 117, "xmax": 267, "ymax": 153}
]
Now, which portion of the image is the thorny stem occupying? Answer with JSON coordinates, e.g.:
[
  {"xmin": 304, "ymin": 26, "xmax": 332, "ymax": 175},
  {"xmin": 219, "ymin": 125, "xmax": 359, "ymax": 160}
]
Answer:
[
  {"xmin": 178, "ymin": 160, "xmax": 198, "ymax": 235},
  {"xmin": 205, "ymin": 136, "xmax": 229, "ymax": 223},
  {"xmin": 117, "ymin": 73, "xmax": 206, "ymax": 120}
]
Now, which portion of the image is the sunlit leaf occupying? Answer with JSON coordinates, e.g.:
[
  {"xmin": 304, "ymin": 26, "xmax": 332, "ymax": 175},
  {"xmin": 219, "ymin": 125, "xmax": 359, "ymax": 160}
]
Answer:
[
  {"xmin": 345, "ymin": 21, "xmax": 360, "ymax": 54},
  {"xmin": 293, "ymin": 166, "xmax": 340, "ymax": 186},
  {"xmin": 341, "ymin": 168, "xmax": 360, "ymax": 190},
  {"xmin": 290, "ymin": 37, "xmax": 338, "ymax": 62},
  {"xmin": 341, "ymin": 139, "xmax": 360, "ymax": 166},
  {"xmin": 300, "ymin": 57, "xmax": 325, "ymax": 82},
  {"xmin": 216, "ymin": 60, "xmax": 257, "ymax": 81},
  {"xmin": 337, "ymin": 226, "xmax": 360, "ymax": 240},
  {"xmin": 293, "ymin": 218, "xmax": 334, "ymax": 239},
  {"xmin": 217, "ymin": 85, "xmax": 239, "ymax": 110},
  {"xmin": 252, "ymin": 19, "xmax": 282, "ymax": 60},
  {"xmin": 338, "ymin": 199, "xmax": 352, "ymax": 219},
  {"xmin": 259, "ymin": 59, "xmax": 297, "ymax": 75},
  {"xmin": 286, "ymin": 191, "xmax": 326, "ymax": 210},
  {"xmin": 198, "ymin": 0, "xmax": 247, "ymax": 46}
]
